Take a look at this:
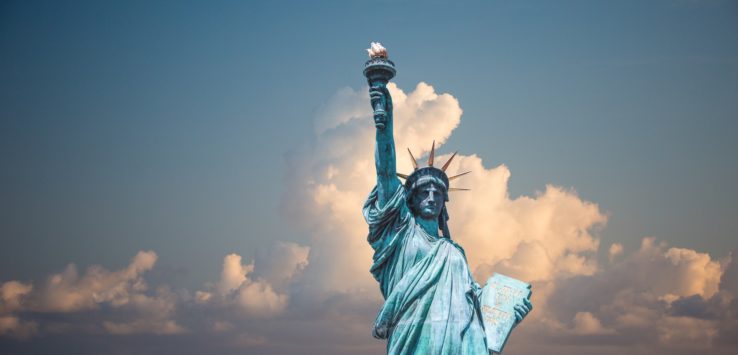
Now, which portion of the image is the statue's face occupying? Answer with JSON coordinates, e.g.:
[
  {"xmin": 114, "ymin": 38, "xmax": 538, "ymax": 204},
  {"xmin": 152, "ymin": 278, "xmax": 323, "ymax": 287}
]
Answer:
[{"xmin": 411, "ymin": 182, "xmax": 446, "ymax": 220}]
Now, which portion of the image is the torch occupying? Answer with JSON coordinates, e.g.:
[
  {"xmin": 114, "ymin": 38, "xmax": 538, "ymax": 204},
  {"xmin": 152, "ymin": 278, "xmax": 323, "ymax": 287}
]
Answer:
[{"xmin": 363, "ymin": 42, "xmax": 396, "ymax": 130}]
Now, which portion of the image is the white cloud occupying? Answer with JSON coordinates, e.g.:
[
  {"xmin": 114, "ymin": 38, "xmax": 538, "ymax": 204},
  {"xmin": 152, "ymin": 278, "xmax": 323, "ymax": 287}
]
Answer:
[
  {"xmin": 234, "ymin": 280, "xmax": 287, "ymax": 317},
  {"xmin": 1, "ymin": 82, "xmax": 735, "ymax": 355},
  {"xmin": 0, "ymin": 280, "xmax": 32, "ymax": 313},
  {"xmin": 0, "ymin": 251, "xmax": 184, "ymax": 337},
  {"xmin": 197, "ymin": 243, "xmax": 309, "ymax": 318},
  {"xmin": 279, "ymin": 82, "xmax": 736, "ymax": 354},
  {"xmin": 571, "ymin": 311, "xmax": 615, "ymax": 335},
  {"xmin": 609, "ymin": 243, "xmax": 623, "ymax": 262},
  {"xmin": 102, "ymin": 286, "xmax": 185, "ymax": 335},
  {"xmin": 539, "ymin": 237, "xmax": 733, "ymax": 352},
  {"xmin": 614, "ymin": 238, "xmax": 721, "ymax": 299},
  {"xmin": 252, "ymin": 242, "xmax": 310, "ymax": 292},
  {"xmin": 30, "ymin": 251, "xmax": 158, "ymax": 312},
  {"xmin": 195, "ymin": 290, "xmax": 213, "ymax": 304},
  {"xmin": 283, "ymin": 82, "xmax": 464, "ymax": 301},
  {"xmin": 217, "ymin": 254, "xmax": 250, "ymax": 296},
  {"xmin": 283, "ymin": 82, "xmax": 606, "ymax": 323},
  {"xmin": 720, "ymin": 250, "xmax": 738, "ymax": 296},
  {"xmin": 0, "ymin": 315, "xmax": 37, "ymax": 340}
]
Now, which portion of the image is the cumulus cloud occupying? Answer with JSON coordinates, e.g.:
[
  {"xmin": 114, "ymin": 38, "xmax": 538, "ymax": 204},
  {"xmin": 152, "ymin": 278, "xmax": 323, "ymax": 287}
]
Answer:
[
  {"xmin": 0, "ymin": 281, "xmax": 32, "ymax": 313},
  {"xmin": 283, "ymin": 82, "xmax": 606, "ymax": 319},
  {"xmin": 448, "ymin": 161, "xmax": 606, "ymax": 283},
  {"xmin": 102, "ymin": 286, "xmax": 185, "ymax": 335},
  {"xmin": 539, "ymin": 237, "xmax": 734, "ymax": 352},
  {"xmin": 252, "ymin": 242, "xmax": 310, "ymax": 292},
  {"xmin": 0, "ymin": 251, "xmax": 184, "ymax": 338},
  {"xmin": 720, "ymin": 250, "xmax": 738, "ymax": 296},
  {"xmin": 196, "ymin": 242, "xmax": 309, "ymax": 318},
  {"xmin": 278, "ymin": 82, "xmax": 736, "ymax": 354},
  {"xmin": 217, "ymin": 254, "xmax": 250, "ymax": 296},
  {"xmin": 0, "ymin": 243, "xmax": 309, "ymax": 345},
  {"xmin": 0, "ymin": 315, "xmax": 37, "ymax": 340},
  {"xmin": 284, "ymin": 82, "xmax": 464, "ymax": 301},
  {"xmin": 1, "ymin": 82, "xmax": 736, "ymax": 355},
  {"xmin": 571, "ymin": 311, "xmax": 615, "ymax": 335},
  {"xmin": 1, "ymin": 280, "xmax": 40, "ymax": 339},
  {"xmin": 29, "ymin": 251, "xmax": 157, "ymax": 312},
  {"xmin": 608, "ymin": 243, "xmax": 623, "ymax": 262}
]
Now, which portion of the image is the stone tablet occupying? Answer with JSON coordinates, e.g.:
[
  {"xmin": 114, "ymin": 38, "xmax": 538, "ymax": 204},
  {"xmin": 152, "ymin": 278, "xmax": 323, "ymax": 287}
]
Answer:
[{"xmin": 480, "ymin": 273, "xmax": 532, "ymax": 353}]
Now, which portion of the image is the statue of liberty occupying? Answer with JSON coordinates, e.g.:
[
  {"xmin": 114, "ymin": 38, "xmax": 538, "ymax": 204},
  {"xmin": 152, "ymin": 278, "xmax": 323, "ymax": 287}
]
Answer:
[{"xmin": 362, "ymin": 43, "xmax": 532, "ymax": 354}]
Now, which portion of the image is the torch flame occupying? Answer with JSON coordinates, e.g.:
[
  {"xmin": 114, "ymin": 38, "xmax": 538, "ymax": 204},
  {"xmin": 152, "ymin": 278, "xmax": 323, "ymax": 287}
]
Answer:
[{"xmin": 367, "ymin": 42, "xmax": 388, "ymax": 58}]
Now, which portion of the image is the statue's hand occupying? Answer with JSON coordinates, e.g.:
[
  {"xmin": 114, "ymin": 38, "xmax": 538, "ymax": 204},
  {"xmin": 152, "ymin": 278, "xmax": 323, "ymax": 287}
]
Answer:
[
  {"xmin": 369, "ymin": 86, "xmax": 393, "ymax": 129},
  {"xmin": 513, "ymin": 297, "xmax": 533, "ymax": 325},
  {"xmin": 369, "ymin": 86, "xmax": 383, "ymax": 107},
  {"xmin": 382, "ymin": 85, "xmax": 393, "ymax": 112}
]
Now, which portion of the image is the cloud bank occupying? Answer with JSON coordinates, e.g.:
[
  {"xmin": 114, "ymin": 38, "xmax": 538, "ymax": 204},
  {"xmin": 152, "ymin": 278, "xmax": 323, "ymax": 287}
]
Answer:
[{"xmin": 1, "ymin": 83, "xmax": 736, "ymax": 354}]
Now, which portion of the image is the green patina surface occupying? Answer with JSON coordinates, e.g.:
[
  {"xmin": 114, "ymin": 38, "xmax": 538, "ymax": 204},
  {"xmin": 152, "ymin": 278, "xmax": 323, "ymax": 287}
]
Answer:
[{"xmin": 361, "ymin": 46, "xmax": 529, "ymax": 354}]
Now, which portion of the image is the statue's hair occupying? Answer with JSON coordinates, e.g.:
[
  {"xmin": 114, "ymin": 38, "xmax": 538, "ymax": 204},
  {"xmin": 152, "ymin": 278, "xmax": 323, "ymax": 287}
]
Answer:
[
  {"xmin": 408, "ymin": 175, "xmax": 448, "ymax": 199},
  {"xmin": 404, "ymin": 167, "xmax": 450, "ymax": 200}
]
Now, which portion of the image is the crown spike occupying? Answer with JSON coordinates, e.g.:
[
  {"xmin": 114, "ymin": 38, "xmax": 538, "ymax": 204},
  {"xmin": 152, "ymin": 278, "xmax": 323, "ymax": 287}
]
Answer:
[
  {"xmin": 396, "ymin": 173, "xmax": 409, "ymax": 180},
  {"xmin": 449, "ymin": 171, "xmax": 471, "ymax": 180},
  {"xmin": 407, "ymin": 148, "xmax": 418, "ymax": 170},
  {"xmin": 441, "ymin": 151, "xmax": 458, "ymax": 172},
  {"xmin": 428, "ymin": 140, "xmax": 436, "ymax": 167},
  {"xmin": 448, "ymin": 187, "xmax": 471, "ymax": 192}
]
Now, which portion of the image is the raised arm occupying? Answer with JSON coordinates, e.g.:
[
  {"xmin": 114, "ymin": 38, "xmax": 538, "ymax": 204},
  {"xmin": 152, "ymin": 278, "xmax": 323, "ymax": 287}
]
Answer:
[{"xmin": 370, "ymin": 85, "xmax": 401, "ymax": 207}]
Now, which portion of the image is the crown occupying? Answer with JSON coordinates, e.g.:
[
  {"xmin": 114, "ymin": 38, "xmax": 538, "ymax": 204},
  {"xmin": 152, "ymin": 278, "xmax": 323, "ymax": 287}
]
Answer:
[{"xmin": 396, "ymin": 141, "xmax": 471, "ymax": 197}]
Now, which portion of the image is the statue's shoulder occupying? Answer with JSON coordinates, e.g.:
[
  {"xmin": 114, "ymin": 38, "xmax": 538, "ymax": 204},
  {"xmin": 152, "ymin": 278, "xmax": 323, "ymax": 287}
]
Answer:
[{"xmin": 446, "ymin": 239, "xmax": 468, "ymax": 259}]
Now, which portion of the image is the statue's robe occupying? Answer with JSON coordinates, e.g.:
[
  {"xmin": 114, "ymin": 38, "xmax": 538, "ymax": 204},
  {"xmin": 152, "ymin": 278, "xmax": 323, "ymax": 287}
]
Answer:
[{"xmin": 363, "ymin": 184, "xmax": 488, "ymax": 355}]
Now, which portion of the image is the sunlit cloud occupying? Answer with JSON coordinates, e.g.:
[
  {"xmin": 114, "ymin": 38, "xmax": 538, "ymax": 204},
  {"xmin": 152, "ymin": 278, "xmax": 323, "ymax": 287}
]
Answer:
[
  {"xmin": 0, "ymin": 251, "xmax": 184, "ymax": 338},
  {"xmin": 1, "ymin": 83, "xmax": 736, "ymax": 355},
  {"xmin": 194, "ymin": 243, "xmax": 309, "ymax": 318}
]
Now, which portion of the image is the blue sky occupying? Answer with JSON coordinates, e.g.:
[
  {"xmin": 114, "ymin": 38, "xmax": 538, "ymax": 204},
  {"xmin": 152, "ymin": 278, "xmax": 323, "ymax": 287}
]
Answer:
[{"xmin": 1, "ymin": 1, "xmax": 737, "ymax": 353}]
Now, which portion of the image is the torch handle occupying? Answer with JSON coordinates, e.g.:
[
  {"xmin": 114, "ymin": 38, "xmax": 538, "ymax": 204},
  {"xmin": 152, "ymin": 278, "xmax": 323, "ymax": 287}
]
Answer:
[
  {"xmin": 373, "ymin": 101, "xmax": 386, "ymax": 130},
  {"xmin": 370, "ymin": 80, "xmax": 389, "ymax": 130}
]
